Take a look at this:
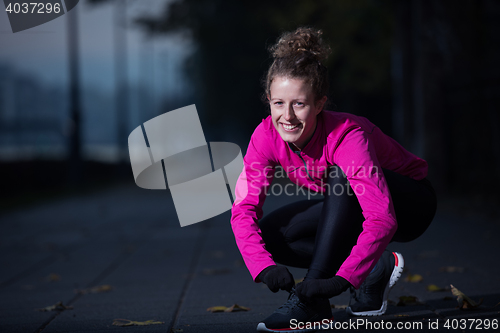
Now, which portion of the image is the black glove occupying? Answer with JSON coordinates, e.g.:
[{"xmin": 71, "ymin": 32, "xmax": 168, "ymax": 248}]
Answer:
[
  {"xmin": 258, "ymin": 265, "xmax": 295, "ymax": 293},
  {"xmin": 295, "ymin": 276, "xmax": 351, "ymax": 302}
]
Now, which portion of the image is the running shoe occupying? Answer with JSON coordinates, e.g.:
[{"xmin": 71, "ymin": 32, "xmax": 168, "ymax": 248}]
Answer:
[
  {"xmin": 346, "ymin": 251, "xmax": 404, "ymax": 316},
  {"xmin": 257, "ymin": 288, "xmax": 333, "ymax": 332}
]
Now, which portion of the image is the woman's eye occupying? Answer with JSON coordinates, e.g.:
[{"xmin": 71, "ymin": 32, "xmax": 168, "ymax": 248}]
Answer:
[
  {"xmin": 294, "ymin": 102, "xmax": 304, "ymax": 107},
  {"xmin": 274, "ymin": 101, "xmax": 283, "ymax": 106}
]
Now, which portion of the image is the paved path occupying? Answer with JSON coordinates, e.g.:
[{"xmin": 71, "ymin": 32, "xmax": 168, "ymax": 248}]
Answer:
[{"xmin": 1, "ymin": 182, "xmax": 499, "ymax": 332}]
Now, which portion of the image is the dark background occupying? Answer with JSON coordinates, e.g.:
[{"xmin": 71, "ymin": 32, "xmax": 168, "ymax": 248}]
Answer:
[{"xmin": 1, "ymin": 0, "xmax": 500, "ymax": 216}]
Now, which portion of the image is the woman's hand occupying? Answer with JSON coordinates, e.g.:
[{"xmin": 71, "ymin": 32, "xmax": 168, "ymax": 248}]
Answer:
[
  {"xmin": 295, "ymin": 276, "xmax": 351, "ymax": 302},
  {"xmin": 258, "ymin": 265, "xmax": 295, "ymax": 293}
]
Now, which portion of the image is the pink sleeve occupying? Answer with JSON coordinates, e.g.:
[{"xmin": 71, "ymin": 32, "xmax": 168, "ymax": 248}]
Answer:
[
  {"xmin": 231, "ymin": 133, "xmax": 277, "ymax": 282},
  {"xmin": 333, "ymin": 129, "xmax": 398, "ymax": 288}
]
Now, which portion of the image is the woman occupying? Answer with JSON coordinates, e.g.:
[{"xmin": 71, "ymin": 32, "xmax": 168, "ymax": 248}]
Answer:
[{"xmin": 230, "ymin": 27, "xmax": 437, "ymax": 332}]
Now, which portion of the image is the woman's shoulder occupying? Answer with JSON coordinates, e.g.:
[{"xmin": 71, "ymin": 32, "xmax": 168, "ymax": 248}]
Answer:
[
  {"xmin": 321, "ymin": 111, "xmax": 376, "ymax": 140},
  {"xmin": 251, "ymin": 115, "xmax": 276, "ymax": 140},
  {"xmin": 322, "ymin": 110, "xmax": 374, "ymax": 128},
  {"xmin": 256, "ymin": 114, "xmax": 274, "ymax": 131},
  {"xmin": 246, "ymin": 115, "xmax": 279, "ymax": 159}
]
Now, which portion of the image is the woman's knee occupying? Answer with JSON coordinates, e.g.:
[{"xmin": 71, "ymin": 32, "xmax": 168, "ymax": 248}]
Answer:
[{"xmin": 389, "ymin": 175, "xmax": 438, "ymax": 242}]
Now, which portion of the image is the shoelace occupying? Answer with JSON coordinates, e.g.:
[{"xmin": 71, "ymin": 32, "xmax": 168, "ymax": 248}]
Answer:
[
  {"xmin": 364, "ymin": 284, "xmax": 382, "ymax": 294},
  {"xmin": 276, "ymin": 289, "xmax": 301, "ymax": 313}
]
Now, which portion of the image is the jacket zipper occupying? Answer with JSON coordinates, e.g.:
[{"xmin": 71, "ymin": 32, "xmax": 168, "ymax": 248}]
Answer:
[
  {"xmin": 294, "ymin": 150, "xmax": 314, "ymax": 181},
  {"xmin": 291, "ymin": 125, "xmax": 359, "ymax": 182}
]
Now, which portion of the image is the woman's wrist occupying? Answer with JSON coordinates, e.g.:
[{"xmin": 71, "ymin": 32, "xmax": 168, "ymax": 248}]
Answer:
[
  {"xmin": 333, "ymin": 275, "xmax": 352, "ymax": 292},
  {"xmin": 258, "ymin": 265, "xmax": 277, "ymax": 281},
  {"xmin": 295, "ymin": 275, "xmax": 352, "ymax": 301}
]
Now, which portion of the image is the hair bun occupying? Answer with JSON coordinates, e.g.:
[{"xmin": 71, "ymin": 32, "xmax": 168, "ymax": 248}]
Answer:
[{"xmin": 270, "ymin": 27, "xmax": 331, "ymax": 62}]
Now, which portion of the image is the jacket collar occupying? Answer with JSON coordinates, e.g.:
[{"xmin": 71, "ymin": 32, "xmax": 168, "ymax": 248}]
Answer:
[{"xmin": 287, "ymin": 112, "xmax": 325, "ymax": 155}]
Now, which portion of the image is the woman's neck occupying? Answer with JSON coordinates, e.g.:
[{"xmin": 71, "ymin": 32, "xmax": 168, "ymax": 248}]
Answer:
[{"xmin": 288, "ymin": 142, "xmax": 302, "ymax": 152}]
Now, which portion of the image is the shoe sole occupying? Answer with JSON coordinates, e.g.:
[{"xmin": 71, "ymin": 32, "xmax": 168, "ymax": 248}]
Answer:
[
  {"xmin": 256, "ymin": 317, "xmax": 335, "ymax": 332},
  {"xmin": 346, "ymin": 252, "xmax": 404, "ymax": 317}
]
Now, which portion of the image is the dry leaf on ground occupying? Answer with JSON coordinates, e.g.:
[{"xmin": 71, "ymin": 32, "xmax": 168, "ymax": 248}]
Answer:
[
  {"xmin": 75, "ymin": 284, "xmax": 113, "ymax": 294},
  {"xmin": 225, "ymin": 304, "xmax": 250, "ymax": 312},
  {"xmin": 36, "ymin": 301, "xmax": 73, "ymax": 312},
  {"xmin": 295, "ymin": 278, "xmax": 304, "ymax": 284},
  {"xmin": 45, "ymin": 273, "xmax": 61, "ymax": 282},
  {"xmin": 426, "ymin": 284, "xmax": 449, "ymax": 292},
  {"xmin": 206, "ymin": 304, "xmax": 250, "ymax": 312},
  {"xmin": 112, "ymin": 319, "xmax": 164, "ymax": 327},
  {"xmin": 405, "ymin": 274, "xmax": 423, "ymax": 283},
  {"xmin": 397, "ymin": 296, "xmax": 422, "ymax": 306},
  {"xmin": 206, "ymin": 306, "xmax": 228, "ymax": 312},
  {"xmin": 440, "ymin": 266, "xmax": 465, "ymax": 273},
  {"xmin": 450, "ymin": 284, "xmax": 483, "ymax": 309}
]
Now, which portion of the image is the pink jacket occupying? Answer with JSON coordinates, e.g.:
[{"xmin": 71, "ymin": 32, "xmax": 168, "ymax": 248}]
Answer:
[{"xmin": 230, "ymin": 110, "xmax": 428, "ymax": 288}]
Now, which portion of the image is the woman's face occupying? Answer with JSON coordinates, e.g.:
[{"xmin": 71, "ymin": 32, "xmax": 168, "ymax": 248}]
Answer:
[{"xmin": 268, "ymin": 77, "xmax": 326, "ymax": 150}]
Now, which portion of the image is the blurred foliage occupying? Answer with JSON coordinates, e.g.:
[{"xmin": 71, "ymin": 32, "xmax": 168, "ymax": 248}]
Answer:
[{"xmin": 135, "ymin": 0, "xmax": 396, "ymax": 144}]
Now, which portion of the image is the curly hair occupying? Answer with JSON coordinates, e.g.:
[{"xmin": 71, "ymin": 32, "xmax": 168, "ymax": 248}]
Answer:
[{"xmin": 262, "ymin": 27, "xmax": 331, "ymax": 107}]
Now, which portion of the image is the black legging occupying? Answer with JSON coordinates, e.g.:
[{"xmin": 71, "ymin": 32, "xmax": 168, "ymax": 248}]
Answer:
[{"xmin": 259, "ymin": 167, "xmax": 437, "ymax": 280}]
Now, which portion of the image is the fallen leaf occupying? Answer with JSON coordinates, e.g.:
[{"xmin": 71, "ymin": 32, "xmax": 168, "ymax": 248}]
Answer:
[
  {"xmin": 426, "ymin": 284, "xmax": 449, "ymax": 292},
  {"xmin": 36, "ymin": 301, "xmax": 73, "ymax": 312},
  {"xmin": 294, "ymin": 278, "xmax": 304, "ymax": 284},
  {"xmin": 45, "ymin": 273, "xmax": 61, "ymax": 282},
  {"xmin": 440, "ymin": 266, "xmax": 465, "ymax": 273},
  {"xmin": 330, "ymin": 304, "xmax": 347, "ymax": 309},
  {"xmin": 224, "ymin": 304, "xmax": 250, "ymax": 312},
  {"xmin": 397, "ymin": 296, "xmax": 421, "ymax": 306},
  {"xmin": 405, "ymin": 274, "xmax": 423, "ymax": 283},
  {"xmin": 450, "ymin": 284, "xmax": 483, "ymax": 309},
  {"xmin": 207, "ymin": 304, "xmax": 250, "ymax": 312},
  {"xmin": 75, "ymin": 284, "xmax": 113, "ymax": 294},
  {"xmin": 112, "ymin": 319, "xmax": 164, "ymax": 327},
  {"xmin": 206, "ymin": 306, "xmax": 228, "ymax": 312}
]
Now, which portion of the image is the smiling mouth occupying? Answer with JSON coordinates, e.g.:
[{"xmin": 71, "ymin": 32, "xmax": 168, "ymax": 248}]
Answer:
[{"xmin": 281, "ymin": 123, "xmax": 300, "ymax": 131}]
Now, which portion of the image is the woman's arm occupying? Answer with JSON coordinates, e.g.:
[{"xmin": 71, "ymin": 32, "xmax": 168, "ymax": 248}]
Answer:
[
  {"xmin": 332, "ymin": 128, "xmax": 398, "ymax": 289},
  {"xmin": 230, "ymin": 129, "xmax": 278, "ymax": 282}
]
